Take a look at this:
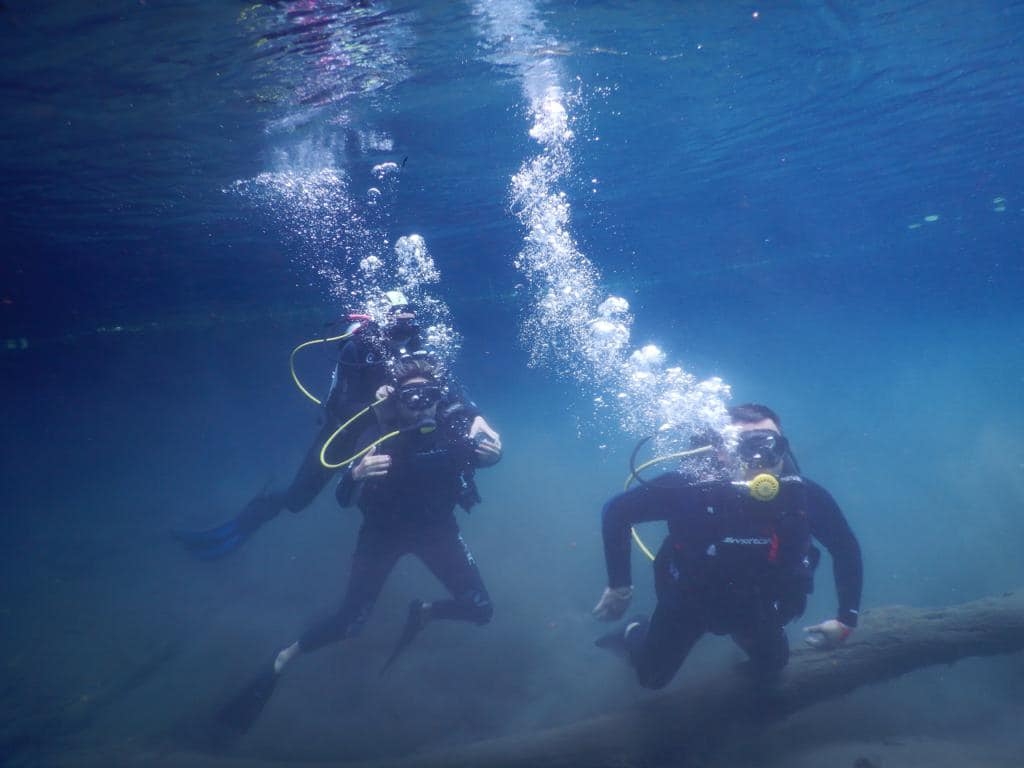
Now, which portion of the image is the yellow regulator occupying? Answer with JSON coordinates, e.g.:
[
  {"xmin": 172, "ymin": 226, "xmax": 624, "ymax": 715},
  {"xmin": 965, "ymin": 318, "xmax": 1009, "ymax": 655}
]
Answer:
[{"xmin": 747, "ymin": 473, "xmax": 780, "ymax": 502}]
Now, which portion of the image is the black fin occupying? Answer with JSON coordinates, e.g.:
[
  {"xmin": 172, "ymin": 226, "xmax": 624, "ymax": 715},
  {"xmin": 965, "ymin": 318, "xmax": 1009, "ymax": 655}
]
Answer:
[
  {"xmin": 216, "ymin": 663, "xmax": 278, "ymax": 734},
  {"xmin": 380, "ymin": 600, "xmax": 424, "ymax": 675}
]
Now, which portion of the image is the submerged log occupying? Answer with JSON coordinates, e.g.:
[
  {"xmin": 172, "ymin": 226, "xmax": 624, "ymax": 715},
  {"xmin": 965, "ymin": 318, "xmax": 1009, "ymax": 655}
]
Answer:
[{"xmin": 357, "ymin": 589, "xmax": 1024, "ymax": 768}]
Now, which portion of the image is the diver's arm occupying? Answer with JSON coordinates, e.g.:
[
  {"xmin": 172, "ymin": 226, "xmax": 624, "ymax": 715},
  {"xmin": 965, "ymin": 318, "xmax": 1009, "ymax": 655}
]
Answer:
[
  {"xmin": 806, "ymin": 481, "xmax": 863, "ymax": 628},
  {"xmin": 334, "ymin": 427, "xmax": 389, "ymax": 508},
  {"xmin": 438, "ymin": 385, "xmax": 500, "ymax": 465},
  {"xmin": 335, "ymin": 448, "xmax": 391, "ymax": 508},
  {"xmin": 601, "ymin": 482, "xmax": 682, "ymax": 589},
  {"xmin": 594, "ymin": 483, "xmax": 682, "ymax": 621},
  {"xmin": 602, "ymin": 493, "xmax": 638, "ymax": 590},
  {"xmin": 335, "ymin": 464, "xmax": 360, "ymax": 508},
  {"xmin": 351, "ymin": 445, "xmax": 391, "ymax": 481}
]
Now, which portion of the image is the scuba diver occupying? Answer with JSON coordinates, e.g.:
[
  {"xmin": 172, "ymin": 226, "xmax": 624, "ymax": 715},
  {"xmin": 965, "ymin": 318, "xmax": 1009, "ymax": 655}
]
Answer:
[
  {"xmin": 217, "ymin": 355, "xmax": 502, "ymax": 732},
  {"xmin": 592, "ymin": 404, "xmax": 862, "ymax": 689},
  {"xmin": 174, "ymin": 289, "xmax": 501, "ymax": 558}
]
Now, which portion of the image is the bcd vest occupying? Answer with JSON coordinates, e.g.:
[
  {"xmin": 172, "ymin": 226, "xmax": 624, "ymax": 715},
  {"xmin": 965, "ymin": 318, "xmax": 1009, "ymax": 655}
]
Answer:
[{"xmin": 656, "ymin": 477, "xmax": 820, "ymax": 612}]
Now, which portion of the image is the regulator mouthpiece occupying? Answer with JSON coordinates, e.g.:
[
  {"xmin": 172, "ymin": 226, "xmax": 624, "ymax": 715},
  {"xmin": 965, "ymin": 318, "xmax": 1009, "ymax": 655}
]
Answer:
[{"xmin": 747, "ymin": 473, "xmax": 780, "ymax": 502}]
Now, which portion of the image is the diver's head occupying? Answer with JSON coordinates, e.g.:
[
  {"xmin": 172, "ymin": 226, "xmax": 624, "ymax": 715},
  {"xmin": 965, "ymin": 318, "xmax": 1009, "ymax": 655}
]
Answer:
[
  {"xmin": 382, "ymin": 289, "xmax": 418, "ymax": 349},
  {"xmin": 726, "ymin": 403, "xmax": 789, "ymax": 479},
  {"xmin": 390, "ymin": 354, "xmax": 441, "ymax": 431}
]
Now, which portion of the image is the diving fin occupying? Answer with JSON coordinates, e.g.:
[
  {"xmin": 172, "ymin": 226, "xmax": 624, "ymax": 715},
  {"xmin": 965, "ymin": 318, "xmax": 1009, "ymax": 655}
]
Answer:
[
  {"xmin": 380, "ymin": 600, "xmax": 425, "ymax": 675},
  {"xmin": 594, "ymin": 626, "xmax": 630, "ymax": 659},
  {"xmin": 595, "ymin": 616, "xmax": 647, "ymax": 661},
  {"xmin": 216, "ymin": 661, "xmax": 279, "ymax": 734},
  {"xmin": 173, "ymin": 519, "xmax": 247, "ymax": 559},
  {"xmin": 174, "ymin": 492, "xmax": 285, "ymax": 559}
]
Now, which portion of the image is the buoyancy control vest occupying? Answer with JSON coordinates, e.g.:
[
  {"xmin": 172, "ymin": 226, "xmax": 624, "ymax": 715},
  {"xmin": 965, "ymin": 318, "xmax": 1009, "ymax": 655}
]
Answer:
[{"xmin": 656, "ymin": 477, "xmax": 820, "ymax": 616}]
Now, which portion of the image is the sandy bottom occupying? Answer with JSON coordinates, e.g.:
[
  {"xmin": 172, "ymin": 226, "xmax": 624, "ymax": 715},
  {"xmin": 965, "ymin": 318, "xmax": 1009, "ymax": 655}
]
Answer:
[
  {"xmin": 770, "ymin": 738, "xmax": 1022, "ymax": 768},
  {"xmin": 22, "ymin": 697, "xmax": 1024, "ymax": 768},
  {"xmin": 26, "ymin": 734, "xmax": 1024, "ymax": 768}
]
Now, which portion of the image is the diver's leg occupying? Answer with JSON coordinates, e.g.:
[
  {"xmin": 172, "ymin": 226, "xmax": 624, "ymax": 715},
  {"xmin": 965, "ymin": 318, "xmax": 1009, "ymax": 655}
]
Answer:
[
  {"xmin": 178, "ymin": 414, "xmax": 342, "ymax": 559},
  {"xmin": 379, "ymin": 524, "xmax": 491, "ymax": 673},
  {"xmin": 283, "ymin": 394, "xmax": 380, "ymax": 512},
  {"xmin": 294, "ymin": 525, "xmax": 402, "ymax": 655},
  {"xmin": 730, "ymin": 606, "xmax": 790, "ymax": 682},
  {"xmin": 733, "ymin": 626, "xmax": 786, "ymax": 684},
  {"xmin": 631, "ymin": 592, "xmax": 704, "ymax": 690},
  {"xmin": 416, "ymin": 523, "xmax": 493, "ymax": 625},
  {"xmin": 282, "ymin": 416, "xmax": 345, "ymax": 513},
  {"xmin": 216, "ymin": 525, "xmax": 399, "ymax": 734},
  {"xmin": 216, "ymin": 527, "xmax": 400, "ymax": 734}
]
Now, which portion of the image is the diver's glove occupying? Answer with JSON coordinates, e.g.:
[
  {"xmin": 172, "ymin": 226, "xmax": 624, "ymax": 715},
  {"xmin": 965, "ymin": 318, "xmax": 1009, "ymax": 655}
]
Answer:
[
  {"xmin": 592, "ymin": 586, "xmax": 634, "ymax": 621},
  {"xmin": 803, "ymin": 619, "xmax": 853, "ymax": 649}
]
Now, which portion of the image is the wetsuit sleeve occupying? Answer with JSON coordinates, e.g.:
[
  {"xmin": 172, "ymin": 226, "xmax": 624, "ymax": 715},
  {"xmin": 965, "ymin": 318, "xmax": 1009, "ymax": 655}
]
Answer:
[
  {"xmin": 334, "ymin": 424, "xmax": 380, "ymax": 509},
  {"xmin": 335, "ymin": 465, "xmax": 360, "ymax": 508},
  {"xmin": 602, "ymin": 478, "xmax": 692, "ymax": 589},
  {"xmin": 806, "ymin": 481, "xmax": 863, "ymax": 627}
]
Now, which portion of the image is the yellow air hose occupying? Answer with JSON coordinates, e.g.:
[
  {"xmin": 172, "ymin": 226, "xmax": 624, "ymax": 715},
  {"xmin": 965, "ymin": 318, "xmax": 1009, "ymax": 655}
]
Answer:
[
  {"xmin": 287, "ymin": 322, "xmax": 399, "ymax": 469},
  {"xmin": 319, "ymin": 396, "xmax": 394, "ymax": 469},
  {"xmin": 289, "ymin": 325, "xmax": 362, "ymax": 405},
  {"xmin": 624, "ymin": 445, "xmax": 714, "ymax": 561}
]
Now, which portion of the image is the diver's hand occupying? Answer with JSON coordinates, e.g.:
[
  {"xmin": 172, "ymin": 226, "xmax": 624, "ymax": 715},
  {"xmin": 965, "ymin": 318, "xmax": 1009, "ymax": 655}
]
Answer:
[
  {"xmin": 803, "ymin": 619, "xmax": 853, "ymax": 649},
  {"xmin": 472, "ymin": 435, "xmax": 502, "ymax": 467},
  {"xmin": 592, "ymin": 586, "xmax": 633, "ymax": 621},
  {"xmin": 352, "ymin": 446, "xmax": 391, "ymax": 481},
  {"xmin": 469, "ymin": 417, "xmax": 502, "ymax": 451},
  {"xmin": 375, "ymin": 385, "xmax": 394, "ymax": 401}
]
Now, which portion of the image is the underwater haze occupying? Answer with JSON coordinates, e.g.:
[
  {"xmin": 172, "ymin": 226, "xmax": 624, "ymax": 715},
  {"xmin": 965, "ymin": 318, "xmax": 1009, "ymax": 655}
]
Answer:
[{"xmin": 2, "ymin": 1, "xmax": 1023, "ymax": 766}]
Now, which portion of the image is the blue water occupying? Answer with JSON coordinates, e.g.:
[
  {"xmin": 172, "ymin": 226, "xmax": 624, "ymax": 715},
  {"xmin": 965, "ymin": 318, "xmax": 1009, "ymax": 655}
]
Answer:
[{"xmin": 2, "ymin": 1, "xmax": 1023, "ymax": 765}]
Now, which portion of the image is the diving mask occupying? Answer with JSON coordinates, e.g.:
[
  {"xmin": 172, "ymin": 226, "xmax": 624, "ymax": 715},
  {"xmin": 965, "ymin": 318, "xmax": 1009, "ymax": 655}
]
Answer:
[
  {"xmin": 387, "ymin": 316, "xmax": 419, "ymax": 342},
  {"xmin": 737, "ymin": 429, "xmax": 789, "ymax": 471},
  {"xmin": 397, "ymin": 382, "xmax": 441, "ymax": 411}
]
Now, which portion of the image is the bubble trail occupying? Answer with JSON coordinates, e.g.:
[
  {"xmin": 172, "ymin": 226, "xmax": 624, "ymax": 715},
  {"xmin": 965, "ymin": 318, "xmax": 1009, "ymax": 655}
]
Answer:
[
  {"xmin": 226, "ymin": 1, "xmax": 461, "ymax": 369},
  {"xmin": 473, "ymin": 1, "xmax": 731, "ymax": 451}
]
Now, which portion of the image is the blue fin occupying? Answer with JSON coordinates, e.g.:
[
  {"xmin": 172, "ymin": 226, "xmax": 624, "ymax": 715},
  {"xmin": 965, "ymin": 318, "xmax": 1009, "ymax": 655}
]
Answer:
[{"xmin": 173, "ymin": 493, "xmax": 284, "ymax": 559}]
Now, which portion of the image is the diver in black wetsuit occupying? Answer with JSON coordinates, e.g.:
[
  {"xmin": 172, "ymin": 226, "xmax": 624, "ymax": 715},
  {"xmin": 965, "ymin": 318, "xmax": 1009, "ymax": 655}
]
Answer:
[
  {"xmin": 592, "ymin": 404, "xmax": 862, "ymax": 688},
  {"xmin": 217, "ymin": 355, "xmax": 502, "ymax": 732},
  {"xmin": 176, "ymin": 290, "xmax": 500, "ymax": 557}
]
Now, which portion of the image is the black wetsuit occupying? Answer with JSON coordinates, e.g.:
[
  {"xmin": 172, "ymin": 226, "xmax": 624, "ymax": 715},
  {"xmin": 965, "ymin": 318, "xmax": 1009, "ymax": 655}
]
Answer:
[
  {"xmin": 282, "ymin": 323, "xmax": 477, "ymax": 512},
  {"xmin": 602, "ymin": 473, "xmax": 862, "ymax": 688},
  {"xmin": 298, "ymin": 411, "xmax": 494, "ymax": 652}
]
